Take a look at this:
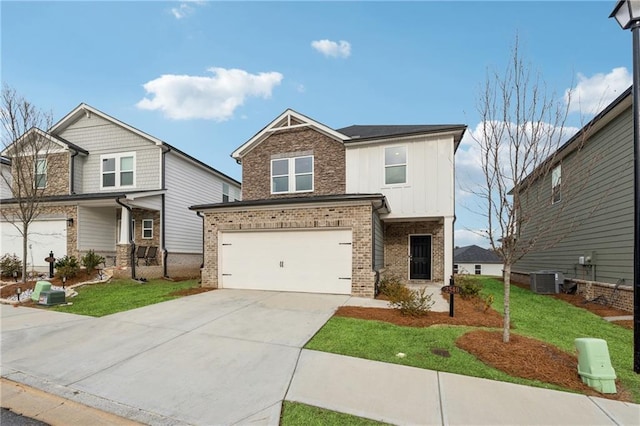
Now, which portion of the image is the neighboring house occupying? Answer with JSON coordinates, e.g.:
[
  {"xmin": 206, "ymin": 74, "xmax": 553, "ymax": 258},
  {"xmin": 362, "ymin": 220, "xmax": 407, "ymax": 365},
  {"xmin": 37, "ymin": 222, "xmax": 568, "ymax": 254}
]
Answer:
[
  {"xmin": 191, "ymin": 109, "xmax": 465, "ymax": 297},
  {"xmin": 513, "ymin": 87, "xmax": 633, "ymax": 290},
  {"xmin": 0, "ymin": 157, "xmax": 11, "ymax": 199},
  {"xmin": 453, "ymin": 245, "xmax": 502, "ymax": 276},
  {"xmin": 0, "ymin": 104, "xmax": 240, "ymax": 277}
]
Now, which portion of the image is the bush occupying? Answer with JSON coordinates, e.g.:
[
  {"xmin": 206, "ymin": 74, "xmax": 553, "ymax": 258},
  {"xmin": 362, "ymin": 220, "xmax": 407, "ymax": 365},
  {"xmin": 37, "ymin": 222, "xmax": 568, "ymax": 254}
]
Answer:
[
  {"xmin": 455, "ymin": 274, "xmax": 483, "ymax": 299},
  {"xmin": 378, "ymin": 275, "xmax": 409, "ymax": 299},
  {"xmin": 389, "ymin": 287, "xmax": 435, "ymax": 317},
  {"xmin": 55, "ymin": 255, "xmax": 80, "ymax": 278},
  {"xmin": 81, "ymin": 250, "xmax": 105, "ymax": 272},
  {"xmin": 0, "ymin": 253, "xmax": 22, "ymax": 278}
]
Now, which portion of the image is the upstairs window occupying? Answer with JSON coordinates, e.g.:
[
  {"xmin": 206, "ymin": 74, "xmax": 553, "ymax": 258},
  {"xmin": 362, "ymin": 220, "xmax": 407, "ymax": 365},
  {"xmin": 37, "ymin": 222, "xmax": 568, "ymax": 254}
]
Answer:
[
  {"xmin": 101, "ymin": 152, "xmax": 135, "ymax": 189},
  {"xmin": 222, "ymin": 182, "xmax": 230, "ymax": 202},
  {"xmin": 551, "ymin": 164, "xmax": 561, "ymax": 204},
  {"xmin": 35, "ymin": 158, "xmax": 47, "ymax": 189},
  {"xmin": 271, "ymin": 155, "xmax": 313, "ymax": 194},
  {"xmin": 384, "ymin": 146, "xmax": 407, "ymax": 185}
]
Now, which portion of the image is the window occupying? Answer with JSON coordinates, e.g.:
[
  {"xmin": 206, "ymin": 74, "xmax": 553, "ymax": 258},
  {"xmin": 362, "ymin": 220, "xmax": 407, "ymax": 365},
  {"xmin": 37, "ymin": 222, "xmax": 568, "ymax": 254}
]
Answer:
[
  {"xmin": 271, "ymin": 155, "xmax": 313, "ymax": 194},
  {"xmin": 35, "ymin": 158, "xmax": 47, "ymax": 189},
  {"xmin": 222, "ymin": 183, "xmax": 230, "ymax": 203},
  {"xmin": 101, "ymin": 152, "xmax": 135, "ymax": 189},
  {"xmin": 551, "ymin": 164, "xmax": 561, "ymax": 204},
  {"xmin": 475, "ymin": 264, "xmax": 481, "ymax": 275},
  {"xmin": 453, "ymin": 264, "xmax": 459, "ymax": 274},
  {"xmin": 384, "ymin": 146, "xmax": 407, "ymax": 185},
  {"xmin": 142, "ymin": 219, "xmax": 153, "ymax": 239}
]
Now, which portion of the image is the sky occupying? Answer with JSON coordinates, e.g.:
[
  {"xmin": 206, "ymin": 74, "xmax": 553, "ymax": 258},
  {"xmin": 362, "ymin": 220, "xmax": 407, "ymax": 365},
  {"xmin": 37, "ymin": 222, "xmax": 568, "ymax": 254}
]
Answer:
[{"xmin": 1, "ymin": 0, "xmax": 634, "ymax": 248}]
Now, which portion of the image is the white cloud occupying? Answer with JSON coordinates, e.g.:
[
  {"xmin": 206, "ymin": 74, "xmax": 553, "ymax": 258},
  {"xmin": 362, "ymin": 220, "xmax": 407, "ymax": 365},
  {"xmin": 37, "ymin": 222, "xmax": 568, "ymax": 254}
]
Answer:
[
  {"xmin": 136, "ymin": 67, "xmax": 283, "ymax": 120},
  {"xmin": 564, "ymin": 67, "xmax": 632, "ymax": 115},
  {"xmin": 171, "ymin": 1, "xmax": 206, "ymax": 19},
  {"xmin": 311, "ymin": 39, "xmax": 351, "ymax": 58}
]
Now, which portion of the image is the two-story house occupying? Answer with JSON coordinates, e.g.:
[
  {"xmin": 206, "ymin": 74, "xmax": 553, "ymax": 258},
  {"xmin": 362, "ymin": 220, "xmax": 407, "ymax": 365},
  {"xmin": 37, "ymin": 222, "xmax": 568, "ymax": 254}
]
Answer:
[
  {"xmin": 0, "ymin": 103, "xmax": 240, "ymax": 278},
  {"xmin": 512, "ymin": 87, "xmax": 633, "ymax": 312},
  {"xmin": 191, "ymin": 109, "xmax": 465, "ymax": 297}
]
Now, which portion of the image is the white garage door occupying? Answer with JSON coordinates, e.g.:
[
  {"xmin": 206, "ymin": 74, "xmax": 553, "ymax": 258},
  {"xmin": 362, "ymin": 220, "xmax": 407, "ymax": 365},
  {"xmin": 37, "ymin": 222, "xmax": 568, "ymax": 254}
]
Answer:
[
  {"xmin": 1, "ymin": 219, "xmax": 67, "ymax": 269},
  {"xmin": 220, "ymin": 229, "xmax": 352, "ymax": 294}
]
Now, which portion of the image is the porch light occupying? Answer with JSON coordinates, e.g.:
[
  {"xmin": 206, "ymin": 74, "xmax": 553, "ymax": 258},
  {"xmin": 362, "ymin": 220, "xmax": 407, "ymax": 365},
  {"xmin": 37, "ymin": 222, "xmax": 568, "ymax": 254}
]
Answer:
[{"xmin": 609, "ymin": 0, "xmax": 640, "ymax": 374}]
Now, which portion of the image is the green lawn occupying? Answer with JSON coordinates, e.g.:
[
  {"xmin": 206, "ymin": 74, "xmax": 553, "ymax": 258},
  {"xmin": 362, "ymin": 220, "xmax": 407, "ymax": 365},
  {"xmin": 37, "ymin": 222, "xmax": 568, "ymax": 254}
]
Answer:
[
  {"xmin": 306, "ymin": 277, "xmax": 639, "ymax": 403},
  {"xmin": 280, "ymin": 402, "xmax": 389, "ymax": 426},
  {"xmin": 51, "ymin": 278, "xmax": 200, "ymax": 317}
]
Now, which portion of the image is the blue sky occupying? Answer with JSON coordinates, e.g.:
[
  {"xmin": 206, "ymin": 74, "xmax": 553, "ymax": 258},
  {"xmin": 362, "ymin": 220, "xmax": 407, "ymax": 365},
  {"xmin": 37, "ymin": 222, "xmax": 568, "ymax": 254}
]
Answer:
[{"xmin": 1, "ymin": 1, "xmax": 634, "ymax": 248}]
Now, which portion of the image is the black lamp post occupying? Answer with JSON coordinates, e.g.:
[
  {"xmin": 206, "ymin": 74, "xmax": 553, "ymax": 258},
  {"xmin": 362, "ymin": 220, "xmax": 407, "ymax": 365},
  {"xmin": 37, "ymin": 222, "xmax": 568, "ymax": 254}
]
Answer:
[
  {"xmin": 610, "ymin": 0, "xmax": 640, "ymax": 374},
  {"xmin": 12, "ymin": 270, "xmax": 17, "ymax": 282}
]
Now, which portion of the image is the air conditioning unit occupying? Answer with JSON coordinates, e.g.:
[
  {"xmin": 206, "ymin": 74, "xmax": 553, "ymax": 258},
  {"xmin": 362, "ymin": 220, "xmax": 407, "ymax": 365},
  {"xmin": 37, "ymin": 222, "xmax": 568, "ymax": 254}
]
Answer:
[{"xmin": 530, "ymin": 271, "xmax": 563, "ymax": 294}]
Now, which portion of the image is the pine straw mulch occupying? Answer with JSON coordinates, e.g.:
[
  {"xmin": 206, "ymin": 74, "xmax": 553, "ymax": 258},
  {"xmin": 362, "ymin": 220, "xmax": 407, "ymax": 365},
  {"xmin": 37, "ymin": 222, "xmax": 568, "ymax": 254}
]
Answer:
[
  {"xmin": 335, "ymin": 295, "xmax": 632, "ymax": 402},
  {"xmin": 0, "ymin": 270, "xmax": 94, "ymax": 299}
]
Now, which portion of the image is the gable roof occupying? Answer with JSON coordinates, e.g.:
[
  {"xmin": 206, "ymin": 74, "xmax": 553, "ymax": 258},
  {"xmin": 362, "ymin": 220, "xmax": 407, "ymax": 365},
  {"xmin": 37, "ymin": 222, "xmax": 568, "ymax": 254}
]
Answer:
[
  {"xmin": 49, "ymin": 103, "xmax": 240, "ymax": 186},
  {"xmin": 454, "ymin": 245, "xmax": 502, "ymax": 263},
  {"xmin": 340, "ymin": 124, "xmax": 466, "ymax": 142},
  {"xmin": 1, "ymin": 127, "xmax": 89, "ymax": 157},
  {"xmin": 231, "ymin": 109, "xmax": 349, "ymax": 160}
]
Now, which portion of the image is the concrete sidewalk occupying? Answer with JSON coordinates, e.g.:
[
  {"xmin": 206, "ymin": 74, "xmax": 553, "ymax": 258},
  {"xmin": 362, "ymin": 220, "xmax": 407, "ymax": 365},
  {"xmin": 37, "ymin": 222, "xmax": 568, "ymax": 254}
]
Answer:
[{"xmin": 287, "ymin": 350, "xmax": 640, "ymax": 426}]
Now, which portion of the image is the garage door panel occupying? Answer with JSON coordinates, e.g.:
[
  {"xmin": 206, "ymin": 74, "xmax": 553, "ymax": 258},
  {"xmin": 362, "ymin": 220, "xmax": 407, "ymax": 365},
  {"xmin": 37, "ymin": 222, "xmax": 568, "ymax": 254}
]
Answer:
[
  {"xmin": 220, "ymin": 229, "xmax": 352, "ymax": 294},
  {"xmin": 1, "ymin": 220, "xmax": 67, "ymax": 269}
]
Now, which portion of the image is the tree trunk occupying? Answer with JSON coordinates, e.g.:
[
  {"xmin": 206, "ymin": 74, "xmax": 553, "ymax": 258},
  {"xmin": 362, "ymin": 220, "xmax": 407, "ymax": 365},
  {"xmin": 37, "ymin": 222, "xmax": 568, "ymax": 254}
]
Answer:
[
  {"xmin": 503, "ymin": 263, "xmax": 511, "ymax": 343},
  {"xmin": 21, "ymin": 222, "xmax": 28, "ymax": 283}
]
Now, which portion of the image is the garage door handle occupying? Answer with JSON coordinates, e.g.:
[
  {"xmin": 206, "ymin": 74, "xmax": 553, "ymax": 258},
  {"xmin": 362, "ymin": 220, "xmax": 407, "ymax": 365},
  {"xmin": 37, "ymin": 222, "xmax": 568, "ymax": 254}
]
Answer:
[
  {"xmin": 279, "ymin": 261, "xmax": 284, "ymax": 268},
  {"xmin": 339, "ymin": 277, "xmax": 351, "ymax": 280}
]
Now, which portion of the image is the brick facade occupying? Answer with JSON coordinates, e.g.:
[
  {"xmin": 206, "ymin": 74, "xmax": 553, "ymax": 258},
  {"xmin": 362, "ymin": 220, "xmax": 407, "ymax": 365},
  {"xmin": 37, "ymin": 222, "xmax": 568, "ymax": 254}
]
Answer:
[
  {"xmin": 11, "ymin": 152, "xmax": 70, "ymax": 197},
  {"xmin": 241, "ymin": 128, "xmax": 346, "ymax": 200},
  {"xmin": 202, "ymin": 202, "xmax": 376, "ymax": 297},
  {"xmin": 383, "ymin": 221, "xmax": 445, "ymax": 283},
  {"xmin": 131, "ymin": 208, "xmax": 160, "ymax": 249}
]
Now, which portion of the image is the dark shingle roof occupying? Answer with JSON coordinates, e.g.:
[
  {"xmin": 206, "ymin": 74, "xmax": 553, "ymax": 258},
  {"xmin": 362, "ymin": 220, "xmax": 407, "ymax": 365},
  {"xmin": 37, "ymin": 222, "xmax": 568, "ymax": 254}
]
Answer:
[
  {"xmin": 338, "ymin": 125, "xmax": 466, "ymax": 141},
  {"xmin": 454, "ymin": 245, "xmax": 502, "ymax": 263}
]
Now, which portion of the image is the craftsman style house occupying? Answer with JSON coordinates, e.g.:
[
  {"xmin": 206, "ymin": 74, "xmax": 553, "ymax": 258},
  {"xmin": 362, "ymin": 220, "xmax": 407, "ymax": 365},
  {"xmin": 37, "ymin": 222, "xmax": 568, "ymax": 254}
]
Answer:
[
  {"xmin": 191, "ymin": 109, "xmax": 465, "ymax": 297},
  {"xmin": 1, "ymin": 104, "xmax": 240, "ymax": 278}
]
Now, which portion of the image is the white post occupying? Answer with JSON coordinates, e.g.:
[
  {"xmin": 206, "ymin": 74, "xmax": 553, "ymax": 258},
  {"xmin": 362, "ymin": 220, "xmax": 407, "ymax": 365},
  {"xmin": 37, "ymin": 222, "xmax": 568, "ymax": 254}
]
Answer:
[
  {"xmin": 444, "ymin": 216, "xmax": 454, "ymax": 282},
  {"xmin": 119, "ymin": 207, "xmax": 130, "ymax": 244}
]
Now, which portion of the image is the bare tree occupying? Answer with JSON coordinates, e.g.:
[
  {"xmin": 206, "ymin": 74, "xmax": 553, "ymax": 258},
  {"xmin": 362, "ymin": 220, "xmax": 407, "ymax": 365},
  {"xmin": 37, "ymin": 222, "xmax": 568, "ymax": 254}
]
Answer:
[
  {"xmin": 0, "ymin": 85, "xmax": 53, "ymax": 282},
  {"xmin": 472, "ymin": 39, "xmax": 602, "ymax": 343}
]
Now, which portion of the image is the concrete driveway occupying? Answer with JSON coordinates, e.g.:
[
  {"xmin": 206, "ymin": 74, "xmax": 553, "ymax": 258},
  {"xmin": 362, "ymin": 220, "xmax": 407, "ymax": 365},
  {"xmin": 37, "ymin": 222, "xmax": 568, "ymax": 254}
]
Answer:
[{"xmin": 1, "ymin": 290, "xmax": 350, "ymax": 425}]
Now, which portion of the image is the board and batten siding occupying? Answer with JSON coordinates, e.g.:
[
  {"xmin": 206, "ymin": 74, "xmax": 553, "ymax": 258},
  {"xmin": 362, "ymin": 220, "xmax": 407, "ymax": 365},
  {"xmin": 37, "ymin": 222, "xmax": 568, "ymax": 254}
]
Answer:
[
  {"xmin": 164, "ymin": 151, "xmax": 240, "ymax": 253},
  {"xmin": 514, "ymin": 107, "xmax": 633, "ymax": 285},
  {"xmin": 57, "ymin": 114, "xmax": 161, "ymax": 193},
  {"xmin": 77, "ymin": 206, "xmax": 117, "ymax": 251},
  {"xmin": 345, "ymin": 135, "xmax": 455, "ymax": 219}
]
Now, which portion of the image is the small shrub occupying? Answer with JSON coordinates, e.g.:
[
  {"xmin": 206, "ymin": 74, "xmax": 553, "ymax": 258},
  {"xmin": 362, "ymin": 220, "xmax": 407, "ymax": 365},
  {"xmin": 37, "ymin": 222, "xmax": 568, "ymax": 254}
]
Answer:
[
  {"xmin": 483, "ymin": 294, "xmax": 495, "ymax": 313},
  {"xmin": 0, "ymin": 253, "xmax": 22, "ymax": 278},
  {"xmin": 455, "ymin": 274, "xmax": 483, "ymax": 299},
  {"xmin": 389, "ymin": 287, "xmax": 435, "ymax": 317},
  {"xmin": 378, "ymin": 275, "xmax": 409, "ymax": 300},
  {"xmin": 55, "ymin": 255, "xmax": 80, "ymax": 278},
  {"xmin": 81, "ymin": 250, "xmax": 105, "ymax": 272}
]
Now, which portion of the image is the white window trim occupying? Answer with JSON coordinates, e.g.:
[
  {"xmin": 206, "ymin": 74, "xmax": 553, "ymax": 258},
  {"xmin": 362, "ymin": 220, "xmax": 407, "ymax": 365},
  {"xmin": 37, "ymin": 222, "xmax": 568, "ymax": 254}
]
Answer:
[
  {"xmin": 142, "ymin": 219, "xmax": 153, "ymax": 239},
  {"xmin": 551, "ymin": 164, "xmax": 561, "ymax": 204},
  {"xmin": 100, "ymin": 152, "xmax": 136, "ymax": 190},
  {"xmin": 475, "ymin": 264, "xmax": 482, "ymax": 275},
  {"xmin": 270, "ymin": 155, "xmax": 314, "ymax": 194},
  {"xmin": 35, "ymin": 157, "xmax": 47, "ymax": 189},
  {"xmin": 383, "ymin": 145, "xmax": 408, "ymax": 186}
]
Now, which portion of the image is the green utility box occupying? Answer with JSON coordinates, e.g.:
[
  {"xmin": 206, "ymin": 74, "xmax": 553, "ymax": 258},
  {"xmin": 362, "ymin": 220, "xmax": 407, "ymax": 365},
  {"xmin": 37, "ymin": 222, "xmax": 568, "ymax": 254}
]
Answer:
[
  {"xmin": 31, "ymin": 281, "xmax": 51, "ymax": 302},
  {"xmin": 575, "ymin": 338, "xmax": 617, "ymax": 394},
  {"xmin": 38, "ymin": 290, "xmax": 66, "ymax": 306}
]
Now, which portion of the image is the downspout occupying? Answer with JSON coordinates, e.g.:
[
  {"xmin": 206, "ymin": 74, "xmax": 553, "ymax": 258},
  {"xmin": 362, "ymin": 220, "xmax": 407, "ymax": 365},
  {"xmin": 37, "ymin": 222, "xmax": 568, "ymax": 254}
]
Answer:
[
  {"xmin": 161, "ymin": 146, "xmax": 170, "ymax": 277},
  {"xmin": 70, "ymin": 149, "xmax": 79, "ymax": 194},
  {"xmin": 116, "ymin": 196, "xmax": 135, "ymax": 279},
  {"xmin": 372, "ymin": 198, "xmax": 387, "ymax": 295}
]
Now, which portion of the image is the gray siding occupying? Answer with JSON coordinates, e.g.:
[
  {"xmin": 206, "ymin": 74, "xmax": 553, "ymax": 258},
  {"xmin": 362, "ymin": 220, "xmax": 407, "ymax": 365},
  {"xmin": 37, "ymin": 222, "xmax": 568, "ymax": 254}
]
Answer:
[
  {"xmin": 58, "ymin": 114, "xmax": 161, "ymax": 193},
  {"xmin": 77, "ymin": 206, "xmax": 117, "ymax": 251},
  {"xmin": 1, "ymin": 163, "xmax": 11, "ymax": 198},
  {"xmin": 73, "ymin": 155, "xmax": 84, "ymax": 193},
  {"xmin": 514, "ymin": 107, "xmax": 633, "ymax": 285},
  {"xmin": 164, "ymin": 151, "xmax": 240, "ymax": 253},
  {"xmin": 373, "ymin": 211, "xmax": 384, "ymax": 270}
]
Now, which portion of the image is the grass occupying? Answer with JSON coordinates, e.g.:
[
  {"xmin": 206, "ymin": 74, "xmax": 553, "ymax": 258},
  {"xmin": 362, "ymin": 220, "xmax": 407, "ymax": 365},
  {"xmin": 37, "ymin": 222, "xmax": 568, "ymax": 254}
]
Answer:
[
  {"xmin": 51, "ymin": 278, "xmax": 200, "ymax": 317},
  {"xmin": 307, "ymin": 277, "xmax": 639, "ymax": 403},
  {"xmin": 280, "ymin": 402, "xmax": 390, "ymax": 426}
]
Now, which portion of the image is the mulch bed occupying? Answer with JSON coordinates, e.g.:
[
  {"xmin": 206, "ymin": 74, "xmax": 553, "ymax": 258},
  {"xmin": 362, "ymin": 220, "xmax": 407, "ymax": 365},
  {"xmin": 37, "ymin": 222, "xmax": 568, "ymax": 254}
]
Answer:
[
  {"xmin": 0, "ymin": 270, "xmax": 94, "ymax": 299},
  {"xmin": 336, "ymin": 291, "xmax": 633, "ymax": 402}
]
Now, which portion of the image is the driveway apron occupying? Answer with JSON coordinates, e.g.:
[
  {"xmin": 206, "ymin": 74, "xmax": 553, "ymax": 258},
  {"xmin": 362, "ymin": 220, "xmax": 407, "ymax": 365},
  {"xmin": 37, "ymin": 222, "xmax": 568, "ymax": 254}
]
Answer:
[{"xmin": 1, "ymin": 290, "xmax": 350, "ymax": 425}]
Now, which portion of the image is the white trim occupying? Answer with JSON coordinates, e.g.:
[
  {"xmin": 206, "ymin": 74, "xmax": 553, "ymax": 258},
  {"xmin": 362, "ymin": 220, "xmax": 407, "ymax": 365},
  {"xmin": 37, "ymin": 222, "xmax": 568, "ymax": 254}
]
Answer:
[
  {"xmin": 35, "ymin": 157, "xmax": 47, "ymax": 189},
  {"xmin": 100, "ymin": 152, "xmax": 136, "ymax": 190},
  {"xmin": 232, "ymin": 109, "xmax": 349, "ymax": 159},
  {"xmin": 142, "ymin": 219, "xmax": 153, "ymax": 239},
  {"xmin": 551, "ymin": 164, "xmax": 562, "ymax": 204}
]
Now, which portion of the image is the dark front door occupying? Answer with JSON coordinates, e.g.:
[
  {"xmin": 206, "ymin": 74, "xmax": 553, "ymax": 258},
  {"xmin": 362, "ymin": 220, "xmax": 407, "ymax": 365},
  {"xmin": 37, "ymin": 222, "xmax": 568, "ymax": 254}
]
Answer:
[{"xmin": 409, "ymin": 235, "xmax": 432, "ymax": 280}]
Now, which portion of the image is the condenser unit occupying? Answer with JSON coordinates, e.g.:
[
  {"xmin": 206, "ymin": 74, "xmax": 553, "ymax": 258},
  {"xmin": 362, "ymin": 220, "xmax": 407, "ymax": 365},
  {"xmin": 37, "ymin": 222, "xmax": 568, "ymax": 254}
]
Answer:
[{"xmin": 530, "ymin": 271, "xmax": 563, "ymax": 294}]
